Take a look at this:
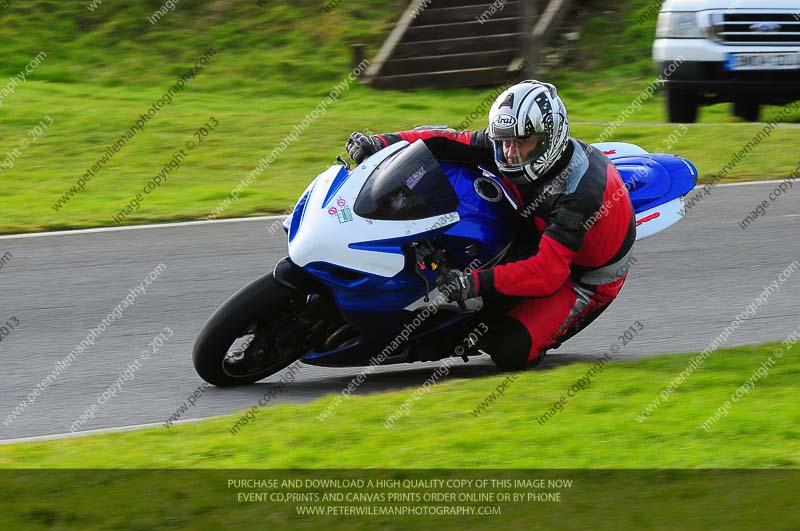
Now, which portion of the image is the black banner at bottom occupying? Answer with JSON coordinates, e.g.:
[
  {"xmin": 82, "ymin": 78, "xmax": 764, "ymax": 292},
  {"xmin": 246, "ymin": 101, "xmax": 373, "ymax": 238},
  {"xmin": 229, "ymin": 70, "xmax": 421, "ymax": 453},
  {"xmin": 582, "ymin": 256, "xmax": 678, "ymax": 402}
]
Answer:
[{"xmin": 1, "ymin": 469, "xmax": 797, "ymax": 530}]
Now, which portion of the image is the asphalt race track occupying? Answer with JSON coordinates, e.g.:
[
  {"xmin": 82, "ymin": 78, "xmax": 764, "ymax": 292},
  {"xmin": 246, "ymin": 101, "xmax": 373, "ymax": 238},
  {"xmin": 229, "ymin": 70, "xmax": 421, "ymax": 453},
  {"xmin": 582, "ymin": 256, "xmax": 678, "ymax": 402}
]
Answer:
[{"xmin": 1, "ymin": 181, "xmax": 798, "ymax": 440}]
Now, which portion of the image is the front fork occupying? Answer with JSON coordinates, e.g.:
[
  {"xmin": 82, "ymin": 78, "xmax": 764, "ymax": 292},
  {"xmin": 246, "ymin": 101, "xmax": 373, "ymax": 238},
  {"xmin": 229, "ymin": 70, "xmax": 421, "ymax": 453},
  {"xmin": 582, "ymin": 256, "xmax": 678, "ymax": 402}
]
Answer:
[{"xmin": 273, "ymin": 257, "xmax": 348, "ymax": 352}]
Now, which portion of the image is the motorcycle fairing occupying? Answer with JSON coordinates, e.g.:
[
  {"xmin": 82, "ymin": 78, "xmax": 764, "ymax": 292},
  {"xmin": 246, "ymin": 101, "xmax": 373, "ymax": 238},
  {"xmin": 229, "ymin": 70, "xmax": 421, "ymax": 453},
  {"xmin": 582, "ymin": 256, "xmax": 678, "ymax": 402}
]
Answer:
[
  {"xmin": 286, "ymin": 141, "xmax": 516, "ymax": 364},
  {"xmin": 594, "ymin": 142, "xmax": 698, "ymax": 240},
  {"xmin": 284, "ymin": 140, "xmax": 696, "ymax": 366}
]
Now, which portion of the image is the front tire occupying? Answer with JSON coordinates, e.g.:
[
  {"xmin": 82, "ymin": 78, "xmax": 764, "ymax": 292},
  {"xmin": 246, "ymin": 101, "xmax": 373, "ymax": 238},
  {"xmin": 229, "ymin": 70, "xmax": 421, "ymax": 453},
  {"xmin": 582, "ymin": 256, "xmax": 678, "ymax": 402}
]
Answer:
[{"xmin": 193, "ymin": 272, "xmax": 307, "ymax": 387}]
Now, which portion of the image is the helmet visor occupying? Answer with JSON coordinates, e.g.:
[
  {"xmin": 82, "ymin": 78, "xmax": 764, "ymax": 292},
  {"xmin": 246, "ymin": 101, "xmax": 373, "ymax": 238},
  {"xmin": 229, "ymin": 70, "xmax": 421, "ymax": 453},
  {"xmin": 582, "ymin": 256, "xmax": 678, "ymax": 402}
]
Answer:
[{"xmin": 491, "ymin": 134, "xmax": 549, "ymax": 171}]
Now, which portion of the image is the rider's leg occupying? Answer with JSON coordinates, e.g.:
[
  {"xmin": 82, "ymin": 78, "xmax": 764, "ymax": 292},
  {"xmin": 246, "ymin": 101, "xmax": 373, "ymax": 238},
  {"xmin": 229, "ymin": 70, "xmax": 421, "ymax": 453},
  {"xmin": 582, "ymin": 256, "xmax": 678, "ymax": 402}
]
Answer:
[
  {"xmin": 484, "ymin": 275, "xmax": 627, "ymax": 371},
  {"xmin": 484, "ymin": 282, "xmax": 581, "ymax": 371},
  {"xmin": 550, "ymin": 275, "xmax": 628, "ymax": 348}
]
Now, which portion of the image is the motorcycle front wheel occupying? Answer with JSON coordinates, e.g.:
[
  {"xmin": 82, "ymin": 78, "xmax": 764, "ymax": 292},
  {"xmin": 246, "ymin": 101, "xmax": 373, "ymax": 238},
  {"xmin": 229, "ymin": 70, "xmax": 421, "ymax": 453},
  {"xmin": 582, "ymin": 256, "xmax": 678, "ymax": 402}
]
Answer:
[{"xmin": 193, "ymin": 272, "xmax": 312, "ymax": 387}]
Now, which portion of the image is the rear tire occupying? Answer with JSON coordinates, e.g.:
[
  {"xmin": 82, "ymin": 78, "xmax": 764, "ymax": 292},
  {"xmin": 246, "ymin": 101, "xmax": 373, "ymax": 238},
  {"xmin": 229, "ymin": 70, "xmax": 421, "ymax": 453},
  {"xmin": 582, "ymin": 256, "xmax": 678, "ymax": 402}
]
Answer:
[
  {"xmin": 193, "ymin": 273, "xmax": 305, "ymax": 387},
  {"xmin": 667, "ymin": 88, "xmax": 698, "ymax": 123},
  {"xmin": 732, "ymin": 100, "xmax": 760, "ymax": 122}
]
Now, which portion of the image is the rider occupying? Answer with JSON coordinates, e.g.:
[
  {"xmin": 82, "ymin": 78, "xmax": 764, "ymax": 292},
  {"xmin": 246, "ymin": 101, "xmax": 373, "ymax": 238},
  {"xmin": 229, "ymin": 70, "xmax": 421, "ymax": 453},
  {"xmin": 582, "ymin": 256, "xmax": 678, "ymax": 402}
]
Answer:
[{"xmin": 345, "ymin": 80, "xmax": 635, "ymax": 370}]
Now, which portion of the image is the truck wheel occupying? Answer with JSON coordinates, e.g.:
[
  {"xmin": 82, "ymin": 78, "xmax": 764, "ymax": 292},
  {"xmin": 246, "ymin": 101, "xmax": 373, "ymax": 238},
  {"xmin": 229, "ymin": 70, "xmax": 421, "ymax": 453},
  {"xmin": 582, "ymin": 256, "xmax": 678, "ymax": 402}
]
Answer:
[
  {"xmin": 667, "ymin": 88, "xmax": 698, "ymax": 123},
  {"xmin": 732, "ymin": 101, "xmax": 760, "ymax": 122}
]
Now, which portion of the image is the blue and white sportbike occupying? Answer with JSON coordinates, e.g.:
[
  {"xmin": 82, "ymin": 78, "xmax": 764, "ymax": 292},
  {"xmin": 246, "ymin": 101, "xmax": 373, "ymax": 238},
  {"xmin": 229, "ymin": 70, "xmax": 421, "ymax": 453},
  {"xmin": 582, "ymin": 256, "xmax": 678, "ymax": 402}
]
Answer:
[{"xmin": 193, "ymin": 140, "xmax": 697, "ymax": 386}]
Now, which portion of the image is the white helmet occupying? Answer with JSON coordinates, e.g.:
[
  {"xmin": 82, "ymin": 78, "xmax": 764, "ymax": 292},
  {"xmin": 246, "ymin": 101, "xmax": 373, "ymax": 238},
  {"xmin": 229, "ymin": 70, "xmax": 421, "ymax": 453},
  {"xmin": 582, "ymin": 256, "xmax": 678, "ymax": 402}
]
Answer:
[{"xmin": 488, "ymin": 80, "xmax": 571, "ymax": 183}]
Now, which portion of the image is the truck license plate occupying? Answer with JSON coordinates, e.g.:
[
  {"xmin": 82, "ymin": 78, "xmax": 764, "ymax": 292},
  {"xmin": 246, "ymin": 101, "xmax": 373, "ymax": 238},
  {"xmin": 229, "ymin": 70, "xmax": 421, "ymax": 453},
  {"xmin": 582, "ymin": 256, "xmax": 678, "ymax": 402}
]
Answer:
[{"xmin": 725, "ymin": 52, "xmax": 800, "ymax": 71}]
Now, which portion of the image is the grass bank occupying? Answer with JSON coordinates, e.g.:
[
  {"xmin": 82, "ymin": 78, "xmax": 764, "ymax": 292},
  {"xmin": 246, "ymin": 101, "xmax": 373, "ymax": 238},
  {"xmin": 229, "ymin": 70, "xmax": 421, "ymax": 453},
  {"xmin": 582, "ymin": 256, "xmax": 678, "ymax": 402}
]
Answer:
[
  {"xmin": 2, "ymin": 342, "xmax": 797, "ymax": 468},
  {"xmin": 1, "ymin": 0, "xmax": 798, "ymax": 233}
]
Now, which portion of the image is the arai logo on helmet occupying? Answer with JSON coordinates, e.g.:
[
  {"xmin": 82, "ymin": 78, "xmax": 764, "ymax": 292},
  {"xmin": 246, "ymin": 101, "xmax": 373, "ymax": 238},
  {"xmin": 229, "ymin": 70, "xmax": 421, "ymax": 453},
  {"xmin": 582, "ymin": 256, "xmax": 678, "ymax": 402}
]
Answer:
[{"xmin": 492, "ymin": 114, "xmax": 517, "ymax": 128}]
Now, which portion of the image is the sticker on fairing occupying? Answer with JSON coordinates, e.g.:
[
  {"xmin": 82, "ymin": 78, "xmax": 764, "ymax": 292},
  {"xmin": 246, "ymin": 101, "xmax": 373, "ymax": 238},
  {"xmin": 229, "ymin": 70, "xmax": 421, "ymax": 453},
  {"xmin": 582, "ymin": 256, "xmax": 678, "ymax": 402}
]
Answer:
[
  {"xmin": 406, "ymin": 166, "xmax": 426, "ymax": 189},
  {"xmin": 337, "ymin": 208, "xmax": 353, "ymax": 223}
]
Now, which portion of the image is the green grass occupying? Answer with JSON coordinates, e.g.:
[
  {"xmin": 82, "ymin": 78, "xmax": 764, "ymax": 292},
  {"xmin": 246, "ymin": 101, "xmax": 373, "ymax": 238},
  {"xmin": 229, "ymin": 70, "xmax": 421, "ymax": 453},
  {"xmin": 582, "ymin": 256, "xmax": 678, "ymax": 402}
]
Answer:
[
  {"xmin": 2, "ymin": 81, "xmax": 798, "ymax": 234},
  {"xmin": 2, "ymin": 342, "xmax": 799, "ymax": 529},
  {"xmin": 1, "ymin": 0, "xmax": 798, "ymax": 234},
  {"xmin": 0, "ymin": 0, "xmax": 407, "ymax": 96},
  {"xmin": 2, "ymin": 342, "xmax": 798, "ymax": 468}
]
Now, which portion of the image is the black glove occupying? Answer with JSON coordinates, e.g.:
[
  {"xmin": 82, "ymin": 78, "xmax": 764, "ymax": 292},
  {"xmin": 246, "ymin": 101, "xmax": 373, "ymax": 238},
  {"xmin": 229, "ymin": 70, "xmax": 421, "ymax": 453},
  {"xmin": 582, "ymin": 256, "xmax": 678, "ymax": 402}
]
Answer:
[
  {"xmin": 436, "ymin": 269, "xmax": 479, "ymax": 303},
  {"xmin": 345, "ymin": 132, "xmax": 383, "ymax": 164}
]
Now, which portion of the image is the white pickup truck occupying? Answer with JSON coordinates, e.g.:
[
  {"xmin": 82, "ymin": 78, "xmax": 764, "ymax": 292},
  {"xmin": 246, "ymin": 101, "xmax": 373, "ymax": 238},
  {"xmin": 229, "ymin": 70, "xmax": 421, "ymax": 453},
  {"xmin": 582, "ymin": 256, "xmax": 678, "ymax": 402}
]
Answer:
[{"xmin": 653, "ymin": 0, "xmax": 800, "ymax": 122}]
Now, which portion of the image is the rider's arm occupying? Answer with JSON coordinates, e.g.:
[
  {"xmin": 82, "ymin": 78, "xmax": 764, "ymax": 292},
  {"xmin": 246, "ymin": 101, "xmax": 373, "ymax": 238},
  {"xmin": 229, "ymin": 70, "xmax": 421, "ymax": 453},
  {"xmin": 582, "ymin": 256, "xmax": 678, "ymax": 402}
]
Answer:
[
  {"xmin": 376, "ymin": 126, "xmax": 489, "ymax": 148},
  {"xmin": 475, "ymin": 197, "xmax": 592, "ymax": 298},
  {"xmin": 473, "ymin": 162, "xmax": 618, "ymax": 298},
  {"xmin": 376, "ymin": 127, "xmax": 496, "ymax": 168}
]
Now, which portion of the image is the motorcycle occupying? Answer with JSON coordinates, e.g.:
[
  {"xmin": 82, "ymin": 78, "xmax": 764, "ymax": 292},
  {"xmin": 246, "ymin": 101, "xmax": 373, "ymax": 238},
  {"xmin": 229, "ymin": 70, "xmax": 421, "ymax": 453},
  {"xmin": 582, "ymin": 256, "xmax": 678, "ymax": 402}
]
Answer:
[{"xmin": 193, "ymin": 139, "xmax": 697, "ymax": 386}]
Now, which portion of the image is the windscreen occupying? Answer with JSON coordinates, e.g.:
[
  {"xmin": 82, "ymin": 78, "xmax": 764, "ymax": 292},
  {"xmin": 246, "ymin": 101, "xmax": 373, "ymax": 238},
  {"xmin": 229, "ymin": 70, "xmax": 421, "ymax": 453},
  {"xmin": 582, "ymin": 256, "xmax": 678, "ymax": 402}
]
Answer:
[{"xmin": 353, "ymin": 141, "xmax": 458, "ymax": 221}]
